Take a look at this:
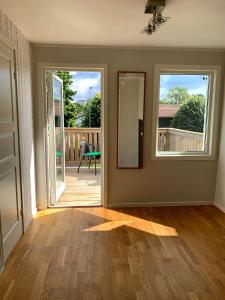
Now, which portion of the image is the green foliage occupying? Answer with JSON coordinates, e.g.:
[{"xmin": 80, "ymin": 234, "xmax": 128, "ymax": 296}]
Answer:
[
  {"xmin": 171, "ymin": 95, "xmax": 206, "ymax": 132},
  {"xmin": 163, "ymin": 87, "xmax": 190, "ymax": 104},
  {"xmin": 63, "ymin": 101, "xmax": 82, "ymax": 127},
  {"xmin": 81, "ymin": 94, "xmax": 101, "ymax": 127},
  {"xmin": 56, "ymin": 71, "xmax": 76, "ymax": 101},
  {"xmin": 56, "ymin": 71, "xmax": 82, "ymax": 127}
]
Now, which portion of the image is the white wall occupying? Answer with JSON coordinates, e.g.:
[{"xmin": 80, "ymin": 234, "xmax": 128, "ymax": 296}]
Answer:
[
  {"xmin": 32, "ymin": 45, "xmax": 225, "ymax": 208},
  {"xmin": 0, "ymin": 10, "xmax": 35, "ymax": 228},
  {"xmin": 215, "ymin": 80, "xmax": 225, "ymax": 211}
]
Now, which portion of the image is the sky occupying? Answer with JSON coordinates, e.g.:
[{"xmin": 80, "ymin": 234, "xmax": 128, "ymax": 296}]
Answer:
[
  {"xmin": 69, "ymin": 72, "xmax": 208, "ymax": 102},
  {"xmin": 70, "ymin": 71, "xmax": 101, "ymax": 101},
  {"xmin": 160, "ymin": 74, "xmax": 209, "ymax": 100}
]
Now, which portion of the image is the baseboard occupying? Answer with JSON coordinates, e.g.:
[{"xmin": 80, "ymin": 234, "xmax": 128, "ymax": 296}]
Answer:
[
  {"xmin": 23, "ymin": 208, "xmax": 37, "ymax": 232},
  {"xmin": 107, "ymin": 201, "xmax": 214, "ymax": 208},
  {"xmin": 23, "ymin": 218, "xmax": 33, "ymax": 232},
  {"xmin": 214, "ymin": 202, "xmax": 225, "ymax": 213}
]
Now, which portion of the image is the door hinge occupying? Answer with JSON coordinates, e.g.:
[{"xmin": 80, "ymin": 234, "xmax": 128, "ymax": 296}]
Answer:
[
  {"xmin": 13, "ymin": 71, "xmax": 16, "ymax": 80},
  {"xmin": 20, "ymin": 209, "xmax": 23, "ymax": 217}
]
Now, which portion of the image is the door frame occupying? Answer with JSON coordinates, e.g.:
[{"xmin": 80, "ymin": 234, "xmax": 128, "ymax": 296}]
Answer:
[{"xmin": 36, "ymin": 63, "xmax": 108, "ymax": 208}]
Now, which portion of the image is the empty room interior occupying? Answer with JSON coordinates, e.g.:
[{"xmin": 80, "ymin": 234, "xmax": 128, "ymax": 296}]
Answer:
[{"xmin": 1, "ymin": 0, "xmax": 225, "ymax": 299}]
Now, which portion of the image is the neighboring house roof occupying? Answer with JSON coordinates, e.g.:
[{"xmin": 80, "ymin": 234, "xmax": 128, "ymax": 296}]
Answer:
[{"xmin": 159, "ymin": 104, "xmax": 179, "ymax": 118}]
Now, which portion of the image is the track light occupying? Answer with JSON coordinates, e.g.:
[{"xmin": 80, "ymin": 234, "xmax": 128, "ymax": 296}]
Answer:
[{"xmin": 142, "ymin": 0, "xmax": 170, "ymax": 35}]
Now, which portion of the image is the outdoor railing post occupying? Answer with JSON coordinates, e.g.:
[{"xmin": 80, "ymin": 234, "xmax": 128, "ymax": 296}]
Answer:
[
  {"xmin": 165, "ymin": 130, "xmax": 170, "ymax": 151},
  {"xmin": 64, "ymin": 128, "xmax": 101, "ymax": 163},
  {"xmin": 158, "ymin": 128, "xmax": 203, "ymax": 152}
]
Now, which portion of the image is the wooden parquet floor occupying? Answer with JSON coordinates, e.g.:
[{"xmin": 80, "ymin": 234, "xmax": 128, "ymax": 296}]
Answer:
[{"xmin": 1, "ymin": 206, "xmax": 225, "ymax": 299}]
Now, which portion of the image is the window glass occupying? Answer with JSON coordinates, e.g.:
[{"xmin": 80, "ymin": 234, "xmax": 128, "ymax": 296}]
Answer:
[{"xmin": 157, "ymin": 73, "xmax": 210, "ymax": 154}]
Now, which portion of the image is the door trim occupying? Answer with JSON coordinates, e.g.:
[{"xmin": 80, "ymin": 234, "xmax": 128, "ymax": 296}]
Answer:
[
  {"xmin": 0, "ymin": 210, "xmax": 4, "ymax": 272},
  {"xmin": 36, "ymin": 63, "xmax": 108, "ymax": 208},
  {"xmin": 0, "ymin": 33, "xmax": 16, "ymax": 50}
]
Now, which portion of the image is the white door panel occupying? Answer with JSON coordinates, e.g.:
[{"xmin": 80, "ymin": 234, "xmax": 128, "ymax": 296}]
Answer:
[
  {"xmin": 46, "ymin": 72, "xmax": 65, "ymax": 205},
  {"xmin": 0, "ymin": 134, "xmax": 14, "ymax": 160},
  {"xmin": 1, "ymin": 169, "xmax": 19, "ymax": 237},
  {"xmin": 0, "ymin": 41, "xmax": 23, "ymax": 268}
]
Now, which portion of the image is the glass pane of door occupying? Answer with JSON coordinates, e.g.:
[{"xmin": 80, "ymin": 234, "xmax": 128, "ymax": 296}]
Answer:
[
  {"xmin": 47, "ymin": 72, "xmax": 65, "ymax": 205},
  {"xmin": 53, "ymin": 77, "xmax": 65, "ymax": 199}
]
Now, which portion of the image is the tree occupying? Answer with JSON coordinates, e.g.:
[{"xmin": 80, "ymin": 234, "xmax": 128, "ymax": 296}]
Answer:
[
  {"xmin": 171, "ymin": 95, "xmax": 206, "ymax": 132},
  {"xmin": 56, "ymin": 71, "xmax": 81, "ymax": 127},
  {"xmin": 63, "ymin": 101, "xmax": 81, "ymax": 127},
  {"xmin": 81, "ymin": 94, "xmax": 101, "ymax": 127},
  {"xmin": 166, "ymin": 87, "xmax": 190, "ymax": 104}
]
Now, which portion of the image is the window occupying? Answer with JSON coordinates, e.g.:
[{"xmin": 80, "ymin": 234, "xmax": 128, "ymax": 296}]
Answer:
[{"xmin": 152, "ymin": 65, "xmax": 221, "ymax": 160}]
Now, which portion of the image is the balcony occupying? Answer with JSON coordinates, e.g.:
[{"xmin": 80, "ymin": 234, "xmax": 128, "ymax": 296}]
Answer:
[
  {"xmin": 58, "ymin": 127, "xmax": 203, "ymax": 206},
  {"xmin": 57, "ymin": 128, "xmax": 101, "ymax": 206}
]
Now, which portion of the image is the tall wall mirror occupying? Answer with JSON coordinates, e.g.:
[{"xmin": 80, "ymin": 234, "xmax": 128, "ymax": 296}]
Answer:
[{"xmin": 117, "ymin": 71, "xmax": 146, "ymax": 168}]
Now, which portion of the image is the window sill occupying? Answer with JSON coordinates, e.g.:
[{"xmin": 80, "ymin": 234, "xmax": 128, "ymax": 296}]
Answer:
[{"xmin": 152, "ymin": 151, "xmax": 215, "ymax": 161}]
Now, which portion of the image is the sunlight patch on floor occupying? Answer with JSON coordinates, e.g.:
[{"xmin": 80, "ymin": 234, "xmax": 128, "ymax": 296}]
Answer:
[
  {"xmin": 83, "ymin": 220, "xmax": 133, "ymax": 231},
  {"xmin": 35, "ymin": 208, "xmax": 69, "ymax": 218},
  {"xmin": 80, "ymin": 208, "xmax": 178, "ymax": 236}
]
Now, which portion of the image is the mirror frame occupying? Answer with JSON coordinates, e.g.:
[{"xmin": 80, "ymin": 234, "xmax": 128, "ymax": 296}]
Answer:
[{"xmin": 117, "ymin": 71, "xmax": 146, "ymax": 169}]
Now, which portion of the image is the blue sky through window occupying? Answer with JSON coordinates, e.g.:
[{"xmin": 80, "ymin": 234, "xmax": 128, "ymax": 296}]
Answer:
[
  {"xmin": 70, "ymin": 71, "xmax": 101, "ymax": 102},
  {"xmin": 69, "ymin": 72, "xmax": 208, "ymax": 102},
  {"xmin": 160, "ymin": 74, "xmax": 209, "ymax": 100}
]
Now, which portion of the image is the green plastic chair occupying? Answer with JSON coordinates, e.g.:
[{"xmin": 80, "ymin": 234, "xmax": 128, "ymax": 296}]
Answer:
[{"xmin": 77, "ymin": 141, "xmax": 101, "ymax": 175}]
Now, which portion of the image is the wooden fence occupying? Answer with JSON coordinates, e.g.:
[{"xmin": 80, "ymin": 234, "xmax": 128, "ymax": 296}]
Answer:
[
  {"xmin": 158, "ymin": 128, "xmax": 204, "ymax": 152},
  {"xmin": 65, "ymin": 128, "xmax": 101, "ymax": 162},
  {"xmin": 64, "ymin": 127, "xmax": 203, "ymax": 161}
]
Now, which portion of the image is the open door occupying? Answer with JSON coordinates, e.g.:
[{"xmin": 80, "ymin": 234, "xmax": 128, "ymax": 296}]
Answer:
[{"xmin": 46, "ymin": 72, "xmax": 65, "ymax": 206}]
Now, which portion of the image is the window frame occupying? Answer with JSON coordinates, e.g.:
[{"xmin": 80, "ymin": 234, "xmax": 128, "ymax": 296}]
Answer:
[{"xmin": 152, "ymin": 64, "xmax": 221, "ymax": 160}]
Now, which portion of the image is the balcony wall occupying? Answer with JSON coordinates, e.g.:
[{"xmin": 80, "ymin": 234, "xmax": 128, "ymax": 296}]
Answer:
[
  {"xmin": 158, "ymin": 128, "xmax": 204, "ymax": 152},
  {"xmin": 65, "ymin": 128, "xmax": 101, "ymax": 162},
  {"xmin": 64, "ymin": 127, "xmax": 203, "ymax": 163}
]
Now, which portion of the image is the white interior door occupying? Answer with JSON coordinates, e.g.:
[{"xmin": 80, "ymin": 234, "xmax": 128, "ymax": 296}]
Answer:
[
  {"xmin": 47, "ymin": 72, "xmax": 65, "ymax": 205},
  {"xmin": 0, "ymin": 41, "xmax": 23, "ymax": 268}
]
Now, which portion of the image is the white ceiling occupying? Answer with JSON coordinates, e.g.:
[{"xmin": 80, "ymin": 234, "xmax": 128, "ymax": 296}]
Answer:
[{"xmin": 0, "ymin": 0, "xmax": 225, "ymax": 49}]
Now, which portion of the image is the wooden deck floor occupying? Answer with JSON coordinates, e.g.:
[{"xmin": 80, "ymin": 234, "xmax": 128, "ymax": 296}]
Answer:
[
  {"xmin": 56, "ymin": 166, "xmax": 101, "ymax": 207},
  {"xmin": 1, "ymin": 206, "xmax": 225, "ymax": 299}
]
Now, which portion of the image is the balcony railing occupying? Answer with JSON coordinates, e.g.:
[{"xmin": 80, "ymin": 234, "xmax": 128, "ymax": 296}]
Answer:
[
  {"xmin": 64, "ymin": 127, "xmax": 204, "ymax": 162},
  {"xmin": 158, "ymin": 128, "xmax": 204, "ymax": 152},
  {"xmin": 65, "ymin": 128, "xmax": 101, "ymax": 162}
]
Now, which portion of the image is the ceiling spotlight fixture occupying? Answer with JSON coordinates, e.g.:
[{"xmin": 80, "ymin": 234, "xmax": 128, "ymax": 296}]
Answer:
[{"xmin": 142, "ymin": 0, "xmax": 170, "ymax": 35}]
